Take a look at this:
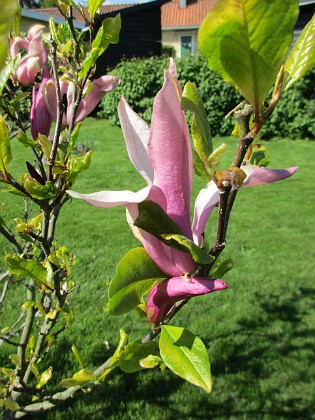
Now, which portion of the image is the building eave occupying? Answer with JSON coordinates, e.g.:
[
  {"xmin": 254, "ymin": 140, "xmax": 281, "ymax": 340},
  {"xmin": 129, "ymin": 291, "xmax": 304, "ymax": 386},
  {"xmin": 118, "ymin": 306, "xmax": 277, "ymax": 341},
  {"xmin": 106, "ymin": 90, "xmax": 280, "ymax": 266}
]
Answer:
[{"xmin": 163, "ymin": 25, "xmax": 199, "ymax": 31}]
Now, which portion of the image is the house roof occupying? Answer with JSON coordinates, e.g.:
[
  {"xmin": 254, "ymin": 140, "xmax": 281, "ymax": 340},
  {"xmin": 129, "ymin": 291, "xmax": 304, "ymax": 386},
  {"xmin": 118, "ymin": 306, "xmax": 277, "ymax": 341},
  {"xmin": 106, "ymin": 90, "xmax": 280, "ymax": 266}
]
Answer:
[
  {"xmin": 161, "ymin": 0, "xmax": 216, "ymax": 29},
  {"xmin": 21, "ymin": 8, "xmax": 85, "ymax": 29},
  {"xmin": 33, "ymin": 4, "xmax": 135, "ymax": 23}
]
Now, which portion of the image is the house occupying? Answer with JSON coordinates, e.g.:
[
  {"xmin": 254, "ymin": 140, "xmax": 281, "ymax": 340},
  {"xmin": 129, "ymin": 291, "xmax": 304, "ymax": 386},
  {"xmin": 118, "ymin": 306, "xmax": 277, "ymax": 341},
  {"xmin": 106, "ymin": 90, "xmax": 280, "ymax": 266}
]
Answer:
[
  {"xmin": 22, "ymin": 0, "xmax": 315, "ymax": 63},
  {"xmin": 22, "ymin": 1, "xmax": 167, "ymax": 75},
  {"xmin": 94, "ymin": 0, "xmax": 167, "ymax": 76},
  {"xmin": 161, "ymin": 0, "xmax": 315, "ymax": 58},
  {"xmin": 161, "ymin": 0, "xmax": 215, "ymax": 58}
]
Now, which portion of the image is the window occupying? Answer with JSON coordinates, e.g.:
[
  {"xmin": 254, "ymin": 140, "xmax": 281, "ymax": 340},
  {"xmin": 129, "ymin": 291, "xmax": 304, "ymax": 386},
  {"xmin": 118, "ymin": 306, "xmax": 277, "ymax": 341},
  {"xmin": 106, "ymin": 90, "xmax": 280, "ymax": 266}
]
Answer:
[{"xmin": 179, "ymin": 35, "xmax": 193, "ymax": 57}]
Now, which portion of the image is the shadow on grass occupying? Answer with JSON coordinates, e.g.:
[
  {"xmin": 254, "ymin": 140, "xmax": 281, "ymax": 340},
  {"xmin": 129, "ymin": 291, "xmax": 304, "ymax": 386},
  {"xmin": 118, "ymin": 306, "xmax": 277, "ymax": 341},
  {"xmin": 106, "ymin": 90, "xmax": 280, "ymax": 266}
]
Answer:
[{"xmin": 32, "ymin": 285, "xmax": 315, "ymax": 419}]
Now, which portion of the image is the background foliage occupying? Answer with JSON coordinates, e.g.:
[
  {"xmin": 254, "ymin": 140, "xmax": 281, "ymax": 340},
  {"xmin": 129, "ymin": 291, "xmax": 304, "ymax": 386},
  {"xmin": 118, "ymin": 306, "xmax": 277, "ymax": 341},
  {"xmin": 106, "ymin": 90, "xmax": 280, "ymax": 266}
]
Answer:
[{"xmin": 98, "ymin": 56, "xmax": 315, "ymax": 140}]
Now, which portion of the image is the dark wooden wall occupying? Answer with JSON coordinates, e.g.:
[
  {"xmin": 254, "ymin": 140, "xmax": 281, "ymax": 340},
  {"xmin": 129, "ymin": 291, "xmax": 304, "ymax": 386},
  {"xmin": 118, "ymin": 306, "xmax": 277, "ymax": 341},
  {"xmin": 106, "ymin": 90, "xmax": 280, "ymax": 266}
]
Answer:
[{"xmin": 94, "ymin": 3, "xmax": 163, "ymax": 78}]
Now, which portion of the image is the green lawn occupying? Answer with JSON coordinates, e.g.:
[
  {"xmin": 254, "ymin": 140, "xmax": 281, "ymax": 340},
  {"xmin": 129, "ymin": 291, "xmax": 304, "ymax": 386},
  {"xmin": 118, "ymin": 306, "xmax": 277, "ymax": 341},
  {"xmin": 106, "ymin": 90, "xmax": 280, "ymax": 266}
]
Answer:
[{"xmin": 1, "ymin": 118, "xmax": 315, "ymax": 419}]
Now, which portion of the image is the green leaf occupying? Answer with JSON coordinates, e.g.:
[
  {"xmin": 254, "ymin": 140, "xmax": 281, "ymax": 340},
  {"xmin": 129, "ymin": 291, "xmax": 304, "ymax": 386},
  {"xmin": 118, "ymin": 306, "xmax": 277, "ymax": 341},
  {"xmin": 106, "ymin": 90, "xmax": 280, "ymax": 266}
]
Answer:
[
  {"xmin": 160, "ymin": 325, "xmax": 212, "ymax": 393},
  {"xmin": 60, "ymin": 368, "xmax": 97, "ymax": 388},
  {"xmin": 88, "ymin": 0, "xmax": 103, "ymax": 19},
  {"xmin": 207, "ymin": 143, "xmax": 227, "ymax": 176},
  {"xmin": 284, "ymin": 13, "xmax": 315, "ymax": 91},
  {"xmin": 71, "ymin": 345, "xmax": 85, "ymax": 368},
  {"xmin": 107, "ymin": 247, "xmax": 166, "ymax": 315},
  {"xmin": 16, "ymin": 131, "xmax": 38, "ymax": 147},
  {"xmin": 181, "ymin": 82, "xmax": 212, "ymax": 162},
  {"xmin": 117, "ymin": 340, "xmax": 158, "ymax": 373},
  {"xmin": 24, "ymin": 178, "xmax": 56, "ymax": 200},
  {"xmin": 139, "ymin": 354, "xmax": 163, "ymax": 369},
  {"xmin": 0, "ymin": 56, "xmax": 19, "ymax": 96},
  {"xmin": 0, "ymin": 116, "xmax": 12, "ymax": 174},
  {"xmin": 99, "ymin": 329, "xmax": 128, "ymax": 380},
  {"xmin": 249, "ymin": 145, "xmax": 271, "ymax": 167},
  {"xmin": 67, "ymin": 149, "xmax": 93, "ymax": 183},
  {"xmin": 37, "ymin": 367, "xmax": 53, "ymax": 389},
  {"xmin": 134, "ymin": 201, "xmax": 213, "ymax": 265},
  {"xmin": 134, "ymin": 200, "xmax": 183, "ymax": 238},
  {"xmin": 161, "ymin": 234, "xmax": 214, "ymax": 265},
  {"xmin": 209, "ymin": 258, "xmax": 233, "ymax": 279},
  {"xmin": 0, "ymin": 184, "xmax": 25, "ymax": 196},
  {"xmin": 66, "ymin": 122, "xmax": 82, "ymax": 159},
  {"xmin": 92, "ymin": 14, "xmax": 121, "ymax": 53},
  {"xmin": 0, "ymin": 0, "xmax": 17, "ymax": 71},
  {"xmin": 5, "ymin": 255, "xmax": 53, "ymax": 290},
  {"xmin": 192, "ymin": 149, "xmax": 211, "ymax": 182},
  {"xmin": 79, "ymin": 15, "xmax": 121, "ymax": 79},
  {"xmin": 37, "ymin": 134, "xmax": 52, "ymax": 160},
  {"xmin": 3, "ymin": 399, "xmax": 20, "ymax": 412},
  {"xmin": 198, "ymin": 0, "xmax": 299, "ymax": 112}
]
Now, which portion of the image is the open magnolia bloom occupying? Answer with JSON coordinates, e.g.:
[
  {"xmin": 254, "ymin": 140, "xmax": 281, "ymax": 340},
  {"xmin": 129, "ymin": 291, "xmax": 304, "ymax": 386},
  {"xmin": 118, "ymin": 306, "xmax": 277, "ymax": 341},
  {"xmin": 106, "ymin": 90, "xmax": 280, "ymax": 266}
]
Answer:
[
  {"xmin": 68, "ymin": 60, "xmax": 297, "ymax": 324},
  {"xmin": 43, "ymin": 75, "xmax": 120, "ymax": 128},
  {"xmin": 10, "ymin": 25, "xmax": 48, "ymax": 86}
]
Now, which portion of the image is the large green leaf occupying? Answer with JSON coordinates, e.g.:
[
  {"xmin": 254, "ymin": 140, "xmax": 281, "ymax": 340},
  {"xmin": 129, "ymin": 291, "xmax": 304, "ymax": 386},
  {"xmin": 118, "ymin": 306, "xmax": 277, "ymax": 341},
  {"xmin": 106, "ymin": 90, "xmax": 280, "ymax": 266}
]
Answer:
[
  {"xmin": 5, "ymin": 256, "xmax": 53, "ymax": 290},
  {"xmin": 0, "ymin": 116, "xmax": 12, "ymax": 174},
  {"xmin": 134, "ymin": 201, "xmax": 213, "ymax": 265},
  {"xmin": 134, "ymin": 200, "xmax": 183, "ymax": 238},
  {"xmin": 284, "ymin": 13, "xmax": 315, "ymax": 91},
  {"xmin": 181, "ymin": 82, "xmax": 212, "ymax": 162},
  {"xmin": 161, "ymin": 234, "xmax": 214, "ymax": 265},
  {"xmin": 79, "ymin": 14, "xmax": 121, "ymax": 79},
  {"xmin": 198, "ymin": 0, "xmax": 299, "ymax": 112},
  {"xmin": 160, "ymin": 325, "xmax": 211, "ymax": 393},
  {"xmin": 107, "ymin": 247, "xmax": 166, "ymax": 315},
  {"xmin": 0, "ymin": 0, "xmax": 17, "ymax": 71}
]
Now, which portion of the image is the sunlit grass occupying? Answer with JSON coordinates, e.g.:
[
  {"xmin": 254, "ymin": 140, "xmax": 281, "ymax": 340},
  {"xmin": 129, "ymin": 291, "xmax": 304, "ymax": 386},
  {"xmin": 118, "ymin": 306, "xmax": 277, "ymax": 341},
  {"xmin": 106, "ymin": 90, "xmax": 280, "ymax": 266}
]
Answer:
[{"xmin": 0, "ymin": 119, "xmax": 314, "ymax": 418}]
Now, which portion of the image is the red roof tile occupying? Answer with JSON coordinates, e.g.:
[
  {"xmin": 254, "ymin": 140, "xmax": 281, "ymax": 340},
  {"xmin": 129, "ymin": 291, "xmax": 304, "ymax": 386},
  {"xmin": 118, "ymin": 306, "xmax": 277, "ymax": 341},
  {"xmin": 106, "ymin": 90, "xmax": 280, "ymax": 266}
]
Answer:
[{"xmin": 161, "ymin": 0, "xmax": 215, "ymax": 28}]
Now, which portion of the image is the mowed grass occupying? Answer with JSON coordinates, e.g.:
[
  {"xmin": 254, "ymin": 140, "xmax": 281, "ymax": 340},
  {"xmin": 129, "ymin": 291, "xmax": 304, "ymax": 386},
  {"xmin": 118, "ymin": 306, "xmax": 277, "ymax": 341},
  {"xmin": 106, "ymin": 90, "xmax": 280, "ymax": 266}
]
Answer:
[{"xmin": 1, "ymin": 118, "xmax": 315, "ymax": 419}]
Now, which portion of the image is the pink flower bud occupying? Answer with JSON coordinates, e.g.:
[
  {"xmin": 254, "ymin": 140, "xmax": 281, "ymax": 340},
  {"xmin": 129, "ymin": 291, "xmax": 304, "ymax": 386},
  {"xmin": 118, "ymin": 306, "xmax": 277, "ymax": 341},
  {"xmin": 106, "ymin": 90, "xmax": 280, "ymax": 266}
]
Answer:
[
  {"xmin": 31, "ymin": 69, "xmax": 52, "ymax": 140},
  {"xmin": 11, "ymin": 25, "xmax": 48, "ymax": 86}
]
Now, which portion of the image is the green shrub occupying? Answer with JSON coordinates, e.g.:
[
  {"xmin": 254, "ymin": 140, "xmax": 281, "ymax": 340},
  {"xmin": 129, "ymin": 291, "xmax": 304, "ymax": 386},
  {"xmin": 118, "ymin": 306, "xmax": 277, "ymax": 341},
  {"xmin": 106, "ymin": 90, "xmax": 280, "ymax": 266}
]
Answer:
[
  {"xmin": 262, "ymin": 66, "xmax": 315, "ymax": 140},
  {"xmin": 98, "ymin": 56, "xmax": 315, "ymax": 139}
]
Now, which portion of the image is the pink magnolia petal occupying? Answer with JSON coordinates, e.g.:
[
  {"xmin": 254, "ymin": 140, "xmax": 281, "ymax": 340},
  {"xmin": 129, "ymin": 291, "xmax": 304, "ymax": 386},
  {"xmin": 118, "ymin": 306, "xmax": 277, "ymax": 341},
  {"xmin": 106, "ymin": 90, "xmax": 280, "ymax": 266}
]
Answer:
[
  {"xmin": 75, "ymin": 76, "xmax": 119, "ymax": 123},
  {"xmin": 118, "ymin": 96, "xmax": 154, "ymax": 185},
  {"xmin": 148, "ymin": 70, "xmax": 193, "ymax": 239},
  {"xmin": 146, "ymin": 276, "xmax": 228, "ymax": 324},
  {"xmin": 126, "ymin": 187, "xmax": 196, "ymax": 277},
  {"xmin": 67, "ymin": 185, "xmax": 151, "ymax": 208},
  {"xmin": 242, "ymin": 165, "xmax": 299, "ymax": 187},
  {"xmin": 43, "ymin": 81, "xmax": 58, "ymax": 121},
  {"xmin": 27, "ymin": 25, "xmax": 46, "ymax": 41},
  {"xmin": 30, "ymin": 68, "xmax": 52, "ymax": 140},
  {"xmin": 65, "ymin": 81, "xmax": 76, "ymax": 126},
  {"xmin": 10, "ymin": 37, "xmax": 29, "ymax": 57},
  {"xmin": 28, "ymin": 32, "xmax": 47, "ymax": 66},
  {"xmin": 192, "ymin": 181, "xmax": 219, "ymax": 247}
]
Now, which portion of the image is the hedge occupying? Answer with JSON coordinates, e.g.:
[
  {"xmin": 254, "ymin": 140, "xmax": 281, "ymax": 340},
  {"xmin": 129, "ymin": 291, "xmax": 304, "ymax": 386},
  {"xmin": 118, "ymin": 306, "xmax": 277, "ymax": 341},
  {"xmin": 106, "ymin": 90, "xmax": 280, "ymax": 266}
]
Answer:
[{"xmin": 98, "ymin": 55, "xmax": 315, "ymax": 140}]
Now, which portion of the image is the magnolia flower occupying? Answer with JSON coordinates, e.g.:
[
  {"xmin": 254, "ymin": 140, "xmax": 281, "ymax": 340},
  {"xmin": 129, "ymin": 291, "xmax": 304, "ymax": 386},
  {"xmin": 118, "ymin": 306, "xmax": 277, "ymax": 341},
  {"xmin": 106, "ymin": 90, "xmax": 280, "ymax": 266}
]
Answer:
[
  {"xmin": 192, "ymin": 165, "xmax": 298, "ymax": 247},
  {"xmin": 30, "ymin": 68, "xmax": 52, "ymax": 140},
  {"xmin": 43, "ymin": 75, "xmax": 120, "ymax": 127},
  {"xmin": 10, "ymin": 25, "xmax": 48, "ymax": 86},
  {"xmin": 68, "ymin": 60, "xmax": 297, "ymax": 324}
]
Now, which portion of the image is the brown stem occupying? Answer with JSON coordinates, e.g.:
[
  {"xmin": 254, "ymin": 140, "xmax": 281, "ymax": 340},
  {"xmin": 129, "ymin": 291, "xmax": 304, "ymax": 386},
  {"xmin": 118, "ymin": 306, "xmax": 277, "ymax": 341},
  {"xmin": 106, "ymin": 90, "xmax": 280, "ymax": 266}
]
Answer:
[
  {"xmin": 49, "ymin": 40, "xmax": 64, "ymax": 182},
  {"xmin": 0, "ymin": 224, "xmax": 23, "ymax": 254}
]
